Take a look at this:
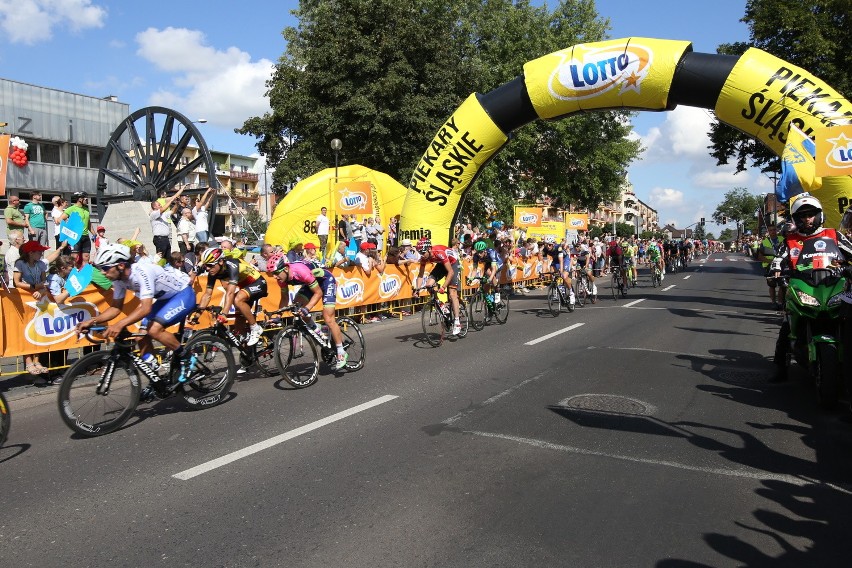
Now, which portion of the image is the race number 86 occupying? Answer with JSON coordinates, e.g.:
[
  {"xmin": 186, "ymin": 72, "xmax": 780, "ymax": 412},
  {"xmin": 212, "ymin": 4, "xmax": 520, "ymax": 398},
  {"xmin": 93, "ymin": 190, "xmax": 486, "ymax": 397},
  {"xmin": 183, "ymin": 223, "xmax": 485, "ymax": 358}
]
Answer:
[{"xmin": 303, "ymin": 220, "xmax": 317, "ymax": 234}]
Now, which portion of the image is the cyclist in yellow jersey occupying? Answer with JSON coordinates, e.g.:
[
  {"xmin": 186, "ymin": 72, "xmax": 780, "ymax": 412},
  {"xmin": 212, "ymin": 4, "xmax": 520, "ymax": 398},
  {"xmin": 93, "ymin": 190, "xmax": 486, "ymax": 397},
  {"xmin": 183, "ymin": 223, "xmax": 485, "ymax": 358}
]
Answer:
[
  {"xmin": 193, "ymin": 247, "xmax": 268, "ymax": 346},
  {"xmin": 623, "ymin": 238, "xmax": 638, "ymax": 285}
]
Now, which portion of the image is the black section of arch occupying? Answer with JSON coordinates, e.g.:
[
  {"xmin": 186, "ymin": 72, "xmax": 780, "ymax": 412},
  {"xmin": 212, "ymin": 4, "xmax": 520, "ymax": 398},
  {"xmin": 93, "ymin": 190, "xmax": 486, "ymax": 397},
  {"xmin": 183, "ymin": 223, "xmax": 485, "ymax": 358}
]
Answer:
[
  {"xmin": 669, "ymin": 51, "xmax": 740, "ymax": 110},
  {"xmin": 477, "ymin": 75, "xmax": 538, "ymax": 134}
]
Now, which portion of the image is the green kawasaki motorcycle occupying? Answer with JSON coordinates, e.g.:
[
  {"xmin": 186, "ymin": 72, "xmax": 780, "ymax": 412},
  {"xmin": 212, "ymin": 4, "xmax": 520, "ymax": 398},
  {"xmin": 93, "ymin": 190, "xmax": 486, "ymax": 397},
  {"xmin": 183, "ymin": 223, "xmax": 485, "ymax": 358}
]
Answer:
[{"xmin": 774, "ymin": 266, "xmax": 850, "ymax": 409}]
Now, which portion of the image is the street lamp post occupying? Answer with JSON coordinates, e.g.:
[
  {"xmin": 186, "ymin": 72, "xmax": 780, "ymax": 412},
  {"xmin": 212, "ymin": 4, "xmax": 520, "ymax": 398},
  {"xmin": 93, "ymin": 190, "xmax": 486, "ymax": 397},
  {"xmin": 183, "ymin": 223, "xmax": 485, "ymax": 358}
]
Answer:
[{"xmin": 330, "ymin": 138, "xmax": 342, "ymax": 182}]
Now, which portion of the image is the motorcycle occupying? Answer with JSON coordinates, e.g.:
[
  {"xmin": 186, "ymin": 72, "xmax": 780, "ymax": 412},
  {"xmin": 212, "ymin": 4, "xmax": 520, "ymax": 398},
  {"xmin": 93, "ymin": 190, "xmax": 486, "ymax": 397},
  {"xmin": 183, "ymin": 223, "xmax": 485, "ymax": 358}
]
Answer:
[{"xmin": 774, "ymin": 266, "xmax": 850, "ymax": 409}]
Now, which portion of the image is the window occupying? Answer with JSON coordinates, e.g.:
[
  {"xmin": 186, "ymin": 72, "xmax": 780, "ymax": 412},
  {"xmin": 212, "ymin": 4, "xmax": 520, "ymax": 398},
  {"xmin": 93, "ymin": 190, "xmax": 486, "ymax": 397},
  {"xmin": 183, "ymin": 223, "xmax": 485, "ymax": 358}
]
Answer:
[{"xmin": 39, "ymin": 142, "xmax": 61, "ymax": 165}]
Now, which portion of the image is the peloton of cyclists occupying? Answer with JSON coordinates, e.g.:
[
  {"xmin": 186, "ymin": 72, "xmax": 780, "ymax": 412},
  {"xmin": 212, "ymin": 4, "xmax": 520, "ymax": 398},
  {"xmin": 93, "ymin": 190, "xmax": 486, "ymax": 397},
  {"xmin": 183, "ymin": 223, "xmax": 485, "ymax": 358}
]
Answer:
[{"xmin": 415, "ymin": 237, "xmax": 463, "ymax": 336}]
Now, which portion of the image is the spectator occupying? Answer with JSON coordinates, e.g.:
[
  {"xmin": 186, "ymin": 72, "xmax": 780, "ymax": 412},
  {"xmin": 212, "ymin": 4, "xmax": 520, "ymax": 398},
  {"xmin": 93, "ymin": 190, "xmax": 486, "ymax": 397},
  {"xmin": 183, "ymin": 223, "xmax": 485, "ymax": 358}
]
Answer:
[
  {"xmin": 354, "ymin": 242, "xmax": 375, "ymax": 275},
  {"xmin": 302, "ymin": 242, "xmax": 321, "ymax": 268},
  {"xmin": 3, "ymin": 230, "xmax": 24, "ymax": 286},
  {"xmin": 364, "ymin": 216, "xmax": 385, "ymax": 252},
  {"xmin": 177, "ymin": 207, "xmax": 196, "ymax": 254},
  {"xmin": 287, "ymin": 241, "xmax": 304, "ymax": 263},
  {"xmin": 93, "ymin": 225, "xmax": 110, "ymax": 250},
  {"xmin": 14, "ymin": 240, "xmax": 65, "ymax": 377},
  {"xmin": 351, "ymin": 216, "xmax": 364, "ymax": 249},
  {"xmin": 167, "ymin": 251, "xmax": 197, "ymax": 287},
  {"xmin": 316, "ymin": 206, "xmax": 330, "ymax": 261},
  {"xmin": 4, "ymin": 195, "xmax": 28, "ymax": 241},
  {"xmin": 331, "ymin": 241, "xmax": 351, "ymax": 269},
  {"xmin": 253, "ymin": 243, "xmax": 277, "ymax": 271},
  {"xmin": 337, "ymin": 213, "xmax": 350, "ymax": 244},
  {"xmin": 399, "ymin": 238, "xmax": 420, "ymax": 262},
  {"xmin": 193, "ymin": 186, "xmax": 215, "ymax": 244},
  {"xmin": 217, "ymin": 236, "xmax": 245, "ymax": 259},
  {"xmin": 61, "ymin": 191, "xmax": 95, "ymax": 266},
  {"xmin": 150, "ymin": 186, "xmax": 185, "ymax": 260},
  {"xmin": 46, "ymin": 256, "xmax": 74, "ymax": 304},
  {"xmin": 187, "ymin": 241, "xmax": 208, "ymax": 274},
  {"xmin": 50, "ymin": 196, "xmax": 67, "ymax": 250},
  {"xmin": 23, "ymin": 191, "xmax": 49, "ymax": 247},
  {"xmin": 387, "ymin": 215, "xmax": 399, "ymax": 248}
]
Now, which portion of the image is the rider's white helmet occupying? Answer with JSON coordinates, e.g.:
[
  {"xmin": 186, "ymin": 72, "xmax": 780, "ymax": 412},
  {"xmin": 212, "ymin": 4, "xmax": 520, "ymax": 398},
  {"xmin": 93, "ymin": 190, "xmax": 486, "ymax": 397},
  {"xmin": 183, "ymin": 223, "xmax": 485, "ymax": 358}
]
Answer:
[
  {"xmin": 93, "ymin": 243, "xmax": 132, "ymax": 269},
  {"xmin": 790, "ymin": 193, "xmax": 824, "ymax": 235}
]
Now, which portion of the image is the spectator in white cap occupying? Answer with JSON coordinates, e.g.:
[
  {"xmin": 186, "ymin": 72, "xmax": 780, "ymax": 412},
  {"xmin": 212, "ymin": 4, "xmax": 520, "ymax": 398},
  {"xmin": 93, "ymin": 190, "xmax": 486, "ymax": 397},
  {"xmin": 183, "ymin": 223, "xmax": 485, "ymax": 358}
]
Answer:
[{"xmin": 177, "ymin": 207, "xmax": 196, "ymax": 254}]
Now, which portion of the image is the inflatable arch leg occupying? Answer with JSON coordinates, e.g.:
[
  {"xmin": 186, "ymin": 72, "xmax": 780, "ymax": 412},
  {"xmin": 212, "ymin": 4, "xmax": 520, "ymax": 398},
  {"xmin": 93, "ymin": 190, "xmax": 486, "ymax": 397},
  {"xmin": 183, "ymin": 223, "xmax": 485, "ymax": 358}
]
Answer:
[{"xmin": 399, "ymin": 37, "xmax": 852, "ymax": 244}]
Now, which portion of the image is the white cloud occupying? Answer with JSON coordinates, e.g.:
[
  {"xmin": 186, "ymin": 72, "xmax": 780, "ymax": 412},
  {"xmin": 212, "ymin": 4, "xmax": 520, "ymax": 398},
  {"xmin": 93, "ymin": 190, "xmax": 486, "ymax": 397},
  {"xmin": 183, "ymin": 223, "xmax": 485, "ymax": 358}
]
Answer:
[
  {"xmin": 636, "ymin": 106, "xmax": 716, "ymax": 163},
  {"xmin": 648, "ymin": 187, "xmax": 684, "ymax": 208},
  {"xmin": 136, "ymin": 27, "xmax": 274, "ymax": 129},
  {"xmin": 0, "ymin": 0, "xmax": 106, "ymax": 44}
]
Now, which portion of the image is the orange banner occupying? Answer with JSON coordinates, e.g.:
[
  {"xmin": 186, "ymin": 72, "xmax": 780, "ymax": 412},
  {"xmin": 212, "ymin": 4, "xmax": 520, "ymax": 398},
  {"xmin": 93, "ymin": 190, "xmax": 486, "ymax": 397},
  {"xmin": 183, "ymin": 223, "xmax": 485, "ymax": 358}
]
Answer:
[
  {"xmin": 0, "ymin": 134, "xmax": 9, "ymax": 197},
  {"xmin": 335, "ymin": 180, "xmax": 373, "ymax": 216},
  {"xmin": 0, "ymin": 259, "xmax": 550, "ymax": 358},
  {"xmin": 564, "ymin": 213, "xmax": 589, "ymax": 231},
  {"xmin": 513, "ymin": 206, "xmax": 543, "ymax": 227}
]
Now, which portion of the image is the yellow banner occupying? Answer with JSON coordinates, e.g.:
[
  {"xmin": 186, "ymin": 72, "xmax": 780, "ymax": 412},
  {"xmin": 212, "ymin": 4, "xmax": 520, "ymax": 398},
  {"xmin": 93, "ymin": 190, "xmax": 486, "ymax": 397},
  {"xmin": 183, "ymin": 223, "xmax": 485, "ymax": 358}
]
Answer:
[
  {"xmin": 513, "ymin": 206, "xmax": 543, "ymax": 227},
  {"xmin": 400, "ymin": 94, "xmax": 509, "ymax": 246},
  {"xmin": 816, "ymin": 124, "xmax": 852, "ymax": 177},
  {"xmin": 526, "ymin": 221, "xmax": 565, "ymax": 242},
  {"xmin": 716, "ymin": 48, "xmax": 852, "ymax": 157},
  {"xmin": 523, "ymin": 38, "xmax": 691, "ymax": 119},
  {"xmin": 564, "ymin": 213, "xmax": 589, "ymax": 231},
  {"xmin": 0, "ymin": 134, "xmax": 9, "ymax": 197},
  {"xmin": 335, "ymin": 180, "xmax": 373, "ymax": 215}
]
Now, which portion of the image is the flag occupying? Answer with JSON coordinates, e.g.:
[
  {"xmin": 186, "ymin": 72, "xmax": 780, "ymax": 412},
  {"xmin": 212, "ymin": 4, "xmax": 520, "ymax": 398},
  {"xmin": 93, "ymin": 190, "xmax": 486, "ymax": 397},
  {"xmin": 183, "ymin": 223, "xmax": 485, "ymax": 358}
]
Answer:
[
  {"xmin": 777, "ymin": 124, "xmax": 821, "ymax": 203},
  {"xmin": 815, "ymin": 124, "xmax": 852, "ymax": 177},
  {"xmin": 0, "ymin": 134, "xmax": 9, "ymax": 197}
]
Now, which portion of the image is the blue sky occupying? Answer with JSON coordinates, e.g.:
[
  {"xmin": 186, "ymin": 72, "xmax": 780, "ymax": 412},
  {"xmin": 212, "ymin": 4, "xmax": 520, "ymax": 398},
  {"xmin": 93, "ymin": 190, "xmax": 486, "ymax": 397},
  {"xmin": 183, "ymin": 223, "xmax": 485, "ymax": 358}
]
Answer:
[{"xmin": 0, "ymin": 0, "xmax": 768, "ymax": 234}]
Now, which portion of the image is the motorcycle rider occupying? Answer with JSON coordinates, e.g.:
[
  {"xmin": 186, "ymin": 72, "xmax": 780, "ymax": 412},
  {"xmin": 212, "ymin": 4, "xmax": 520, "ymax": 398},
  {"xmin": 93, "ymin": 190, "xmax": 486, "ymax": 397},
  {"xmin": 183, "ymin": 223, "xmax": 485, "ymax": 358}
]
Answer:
[{"xmin": 769, "ymin": 194, "xmax": 852, "ymax": 382}]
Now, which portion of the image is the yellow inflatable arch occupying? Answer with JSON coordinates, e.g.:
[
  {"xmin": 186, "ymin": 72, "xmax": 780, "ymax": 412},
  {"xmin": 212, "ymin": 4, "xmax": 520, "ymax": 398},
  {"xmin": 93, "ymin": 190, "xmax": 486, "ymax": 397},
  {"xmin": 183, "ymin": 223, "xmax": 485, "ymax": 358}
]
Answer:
[{"xmin": 399, "ymin": 38, "xmax": 852, "ymax": 244}]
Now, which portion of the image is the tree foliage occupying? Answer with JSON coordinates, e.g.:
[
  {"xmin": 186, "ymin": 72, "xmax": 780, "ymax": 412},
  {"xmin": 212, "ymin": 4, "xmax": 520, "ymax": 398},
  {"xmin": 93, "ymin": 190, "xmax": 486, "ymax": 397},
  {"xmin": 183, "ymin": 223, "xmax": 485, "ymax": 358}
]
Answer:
[
  {"xmin": 713, "ymin": 187, "xmax": 762, "ymax": 228},
  {"xmin": 709, "ymin": 0, "xmax": 852, "ymax": 173},
  {"xmin": 238, "ymin": 0, "xmax": 641, "ymax": 222}
]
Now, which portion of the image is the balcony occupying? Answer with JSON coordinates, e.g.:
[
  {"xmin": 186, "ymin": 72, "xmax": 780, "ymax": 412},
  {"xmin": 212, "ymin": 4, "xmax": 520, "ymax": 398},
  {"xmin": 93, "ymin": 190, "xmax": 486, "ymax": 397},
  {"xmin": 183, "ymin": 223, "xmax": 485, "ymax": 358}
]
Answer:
[{"xmin": 230, "ymin": 170, "xmax": 259, "ymax": 182}]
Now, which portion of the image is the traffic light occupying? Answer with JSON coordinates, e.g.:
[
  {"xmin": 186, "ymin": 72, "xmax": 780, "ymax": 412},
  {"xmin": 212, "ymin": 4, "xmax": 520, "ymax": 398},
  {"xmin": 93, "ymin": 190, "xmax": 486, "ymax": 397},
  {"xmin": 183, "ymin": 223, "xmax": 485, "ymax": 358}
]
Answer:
[
  {"xmin": 721, "ymin": 215, "xmax": 728, "ymax": 224},
  {"xmin": 700, "ymin": 217, "xmax": 705, "ymax": 227}
]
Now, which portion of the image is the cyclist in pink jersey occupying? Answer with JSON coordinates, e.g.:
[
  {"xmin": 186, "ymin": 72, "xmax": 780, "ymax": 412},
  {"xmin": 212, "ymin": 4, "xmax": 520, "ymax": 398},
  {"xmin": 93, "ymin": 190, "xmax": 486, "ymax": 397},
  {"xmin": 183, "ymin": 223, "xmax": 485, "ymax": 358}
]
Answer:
[
  {"xmin": 271, "ymin": 258, "xmax": 348, "ymax": 370},
  {"xmin": 415, "ymin": 237, "xmax": 462, "ymax": 336}
]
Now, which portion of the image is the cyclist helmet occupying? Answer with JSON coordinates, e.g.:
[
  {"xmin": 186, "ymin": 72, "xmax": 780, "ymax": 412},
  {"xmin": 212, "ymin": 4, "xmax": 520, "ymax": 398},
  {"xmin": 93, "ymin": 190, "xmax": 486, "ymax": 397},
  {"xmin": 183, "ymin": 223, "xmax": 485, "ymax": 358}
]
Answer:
[
  {"xmin": 199, "ymin": 247, "xmax": 224, "ymax": 266},
  {"xmin": 790, "ymin": 193, "xmax": 824, "ymax": 235},
  {"xmin": 265, "ymin": 252, "xmax": 285, "ymax": 273},
  {"xmin": 473, "ymin": 240, "xmax": 487, "ymax": 252},
  {"xmin": 93, "ymin": 243, "xmax": 131, "ymax": 269},
  {"xmin": 543, "ymin": 235, "xmax": 556, "ymax": 244},
  {"xmin": 72, "ymin": 191, "xmax": 89, "ymax": 200},
  {"xmin": 416, "ymin": 237, "xmax": 432, "ymax": 254},
  {"xmin": 271, "ymin": 256, "xmax": 290, "ymax": 274}
]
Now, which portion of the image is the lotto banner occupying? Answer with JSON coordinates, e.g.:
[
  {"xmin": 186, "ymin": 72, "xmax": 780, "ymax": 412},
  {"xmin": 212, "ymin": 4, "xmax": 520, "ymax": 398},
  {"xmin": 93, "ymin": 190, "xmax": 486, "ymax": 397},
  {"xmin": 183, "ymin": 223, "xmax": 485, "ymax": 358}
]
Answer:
[
  {"xmin": 335, "ymin": 181, "xmax": 373, "ymax": 216},
  {"xmin": 0, "ymin": 134, "xmax": 9, "ymax": 197},
  {"xmin": 526, "ymin": 221, "xmax": 565, "ymax": 242},
  {"xmin": 564, "ymin": 213, "xmax": 589, "ymax": 231},
  {"xmin": 815, "ymin": 125, "xmax": 852, "ymax": 177},
  {"xmin": 513, "ymin": 207, "xmax": 543, "ymax": 227}
]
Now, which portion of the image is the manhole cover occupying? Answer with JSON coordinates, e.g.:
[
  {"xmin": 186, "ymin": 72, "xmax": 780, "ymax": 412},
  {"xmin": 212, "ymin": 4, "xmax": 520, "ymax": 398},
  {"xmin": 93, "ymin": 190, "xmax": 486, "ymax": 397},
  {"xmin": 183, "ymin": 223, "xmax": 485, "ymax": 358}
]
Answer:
[
  {"xmin": 559, "ymin": 394, "xmax": 654, "ymax": 416},
  {"xmin": 715, "ymin": 369, "xmax": 770, "ymax": 385}
]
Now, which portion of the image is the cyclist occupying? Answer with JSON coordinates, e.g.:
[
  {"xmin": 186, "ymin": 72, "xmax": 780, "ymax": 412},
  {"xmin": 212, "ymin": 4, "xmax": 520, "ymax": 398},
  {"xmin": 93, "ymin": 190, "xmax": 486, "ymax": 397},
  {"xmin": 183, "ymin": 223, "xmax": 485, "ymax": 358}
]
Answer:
[
  {"xmin": 623, "ymin": 237, "xmax": 637, "ymax": 286},
  {"xmin": 607, "ymin": 237, "xmax": 623, "ymax": 277},
  {"xmin": 574, "ymin": 239, "xmax": 599, "ymax": 299},
  {"xmin": 647, "ymin": 240, "xmax": 664, "ymax": 281},
  {"xmin": 270, "ymin": 256, "xmax": 348, "ymax": 371},
  {"xmin": 76, "ymin": 243, "xmax": 196, "ymax": 370},
  {"xmin": 470, "ymin": 240, "xmax": 499, "ymax": 304},
  {"xmin": 414, "ymin": 237, "xmax": 463, "ymax": 336},
  {"xmin": 195, "ymin": 247, "xmax": 268, "ymax": 346},
  {"xmin": 543, "ymin": 236, "xmax": 574, "ymax": 305}
]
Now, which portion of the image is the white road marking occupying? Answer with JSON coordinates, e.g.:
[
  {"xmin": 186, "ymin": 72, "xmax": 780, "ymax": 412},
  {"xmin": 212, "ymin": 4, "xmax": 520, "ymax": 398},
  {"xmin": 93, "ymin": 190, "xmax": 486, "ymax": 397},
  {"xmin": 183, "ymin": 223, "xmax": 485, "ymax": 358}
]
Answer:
[
  {"xmin": 661, "ymin": 285, "xmax": 677, "ymax": 291},
  {"xmin": 622, "ymin": 299, "xmax": 645, "ymax": 308},
  {"xmin": 443, "ymin": 372, "xmax": 547, "ymax": 426},
  {"xmin": 468, "ymin": 430, "xmax": 852, "ymax": 494},
  {"xmin": 524, "ymin": 323, "xmax": 585, "ymax": 346},
  {"xmin": 173, "ymin": 395, "xmax": 398, "ymax": 480},
  {"xmin": 682, "ymin": 275, "xmax": 691, "ymax": 280},
  {"xmin": 714, "ymin": 259, "xmax": 723, "ymax": 262}
]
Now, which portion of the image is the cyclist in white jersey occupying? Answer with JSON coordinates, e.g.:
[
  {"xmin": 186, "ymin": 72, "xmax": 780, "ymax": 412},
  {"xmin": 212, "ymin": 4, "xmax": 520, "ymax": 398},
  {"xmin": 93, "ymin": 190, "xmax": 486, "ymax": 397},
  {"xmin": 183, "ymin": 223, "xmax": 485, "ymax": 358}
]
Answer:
[{"xmin": 76, "ymin": 243, "xmax": 196, "ymax": 361}]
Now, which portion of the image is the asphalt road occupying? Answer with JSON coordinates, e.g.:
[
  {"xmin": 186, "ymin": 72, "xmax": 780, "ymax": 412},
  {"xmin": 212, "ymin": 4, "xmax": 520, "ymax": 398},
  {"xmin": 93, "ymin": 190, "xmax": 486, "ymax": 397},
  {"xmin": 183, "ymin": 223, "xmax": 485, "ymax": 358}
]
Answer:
[{"xmin": 3, "ymin": 252, "xmax": 852, "ymax": 567}]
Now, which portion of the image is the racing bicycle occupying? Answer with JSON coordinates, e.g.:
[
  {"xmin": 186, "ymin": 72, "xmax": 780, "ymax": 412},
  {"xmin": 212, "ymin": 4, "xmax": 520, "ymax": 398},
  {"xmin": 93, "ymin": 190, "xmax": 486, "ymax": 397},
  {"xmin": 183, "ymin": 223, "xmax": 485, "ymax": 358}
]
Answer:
[
  {"xmin": 572, "ymin": 264, "xmax": 596, "ymax": 307},
  {"xmin": 270, "ymin": 306, "xmax": 366, "ymax": 388},
  {"xmin": 416, "ymin": 285, "xmax": 469, "ymax": 347},
  {"xmin": 188, "ymin": 306, "xmax": 280, "ymax": 378},
  {"xmin": 611, "ymin": 265, "xmax": 628, "ymax": 299},
  {"xmin": 57, "ymin": 327, "xmax": 235, "ymax": 437},
  {"xmin": 547, "ymin": 272, "xmax": 575, "ymax": 316},
  {"xmin": 466, "ymin": 275, "xmax": 509, "ymax": 330},
  {"xmin": 650, "ymin": 261, "xmax": 663, "ymax": 287}
]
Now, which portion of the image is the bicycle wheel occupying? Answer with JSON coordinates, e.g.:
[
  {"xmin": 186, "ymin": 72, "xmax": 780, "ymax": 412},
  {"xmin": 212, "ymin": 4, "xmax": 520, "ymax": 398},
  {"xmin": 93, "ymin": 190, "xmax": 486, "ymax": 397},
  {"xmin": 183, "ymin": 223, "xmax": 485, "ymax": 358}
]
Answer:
[
  {"xmin": 0, "ymin": 391, "xmax": 10, "ymax": 446},
  {"xmin": 611, "ymin": 274, "xmax": 619, "ymax": 300},
  {"xmin": 180, "ymin": 334, "xmax": 236, "ymax": 409},
  {"xmin": 337, "ymin": 316, "xmax": 366, "ymax": 370},
  {"xmin": 494, "ymin": 289, "xmax": 509, "ymax": 324},
  {"xmin": 456, "ymin": 299, "xmax": 470, "ymax": 337},
  {"xmin": 421, "ymin": 300, "xmax": 445, "ymax": 347},
  {"xmin": 468, "ymin": 291, "xmax": 487, "ymax": 331},
  {"xmin": 575, "ymin": 278, "xmax": 587, "ymax": 307},
  {"xmin": 241, "ymin": 331, "xmax": 278, "ymax": 377},
  {"xmin": 57, "ymin": 351, "xmax": 141, "ymax": 437},
  {"xmin": 275, "ymin": 327, "xmax": 320, "ymax": 387},
  {"xmin": 547, "ymin": 282, "xmax": 561, "ymax": 316}
]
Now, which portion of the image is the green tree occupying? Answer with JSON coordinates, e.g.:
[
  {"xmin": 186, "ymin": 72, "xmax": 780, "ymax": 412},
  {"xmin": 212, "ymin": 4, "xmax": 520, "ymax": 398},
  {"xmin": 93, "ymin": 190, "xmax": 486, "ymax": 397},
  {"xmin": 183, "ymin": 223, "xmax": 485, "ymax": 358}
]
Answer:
[
  {"xmin": 719, "ymin": 228, "xmax": 737, "ymax": 242},
  {"xmin": 708, "ymin": 0, "xmax": 852, "ymax": 173},
  {"xmin": 713, "ymin": 187, "xmax": 762, "ymax": 228},
  {"xmin": 242, "ymin": 209, "xmax": 269, "ymax": 244},
  {"xmin": 239, "ymin": 0, "xmax": 640, "ymax": 223}
]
